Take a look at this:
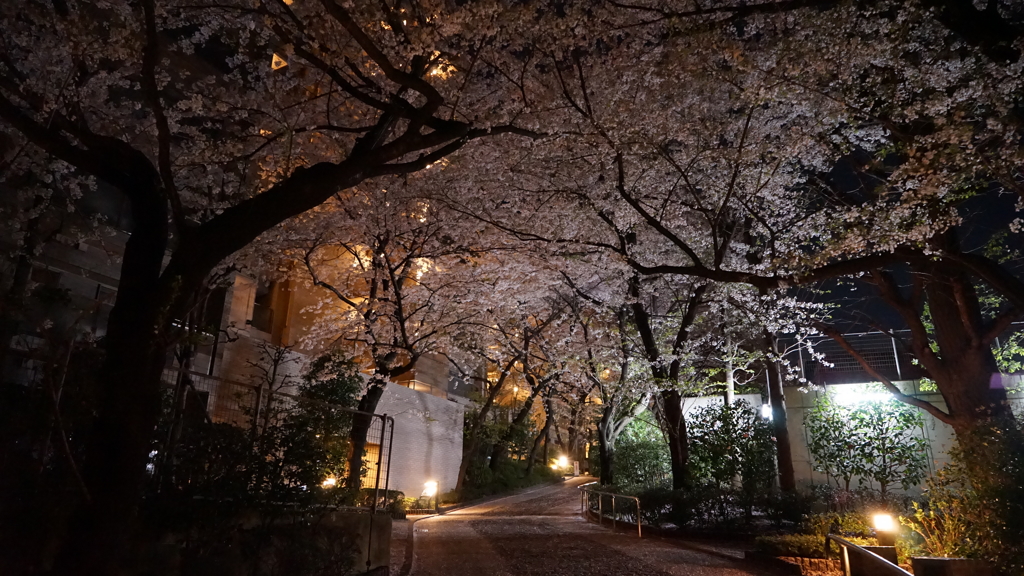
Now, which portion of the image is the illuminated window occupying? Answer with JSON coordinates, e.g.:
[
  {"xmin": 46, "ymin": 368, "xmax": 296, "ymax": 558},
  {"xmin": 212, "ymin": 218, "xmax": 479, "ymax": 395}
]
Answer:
[{"xmin": 361, "ymin": 443, "xmax": 382, "ymax": 488}]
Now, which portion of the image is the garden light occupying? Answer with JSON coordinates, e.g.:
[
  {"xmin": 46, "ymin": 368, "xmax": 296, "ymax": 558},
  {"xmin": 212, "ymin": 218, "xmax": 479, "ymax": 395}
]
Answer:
[
  {"xmin": 557, "ymin": 455, "xmax": 568, "ymax": 469},
  {"xmin": 322, "ymin": 477, "xmax": 337, "ymax": 488},
  {"xmin": 873, "ymin": 513, "xmax": 894, "ymax": 532},
  {"xmin": 873, "ymin": 513, "xmax": 897, "ymax": 546},
  {"xmin": 761, "ymin": 404, "xmax": 772, "ymax": 420},
  {"xmin": 424, "ymin": 480, "xmax": 438, "ymax": 497}
]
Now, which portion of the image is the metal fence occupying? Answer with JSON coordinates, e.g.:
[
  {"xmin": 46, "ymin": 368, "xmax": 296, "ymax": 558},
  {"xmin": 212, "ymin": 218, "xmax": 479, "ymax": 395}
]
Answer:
[{"xmin": 158, "ymin": 367, "xmax": 394, "ymax": 508}]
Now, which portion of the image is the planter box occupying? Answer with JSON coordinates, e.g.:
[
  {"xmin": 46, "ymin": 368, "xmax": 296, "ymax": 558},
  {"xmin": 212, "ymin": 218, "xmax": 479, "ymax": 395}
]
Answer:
[{"xmin": 911, "ymin": 557, "xmax": 993, "ymax": 576}]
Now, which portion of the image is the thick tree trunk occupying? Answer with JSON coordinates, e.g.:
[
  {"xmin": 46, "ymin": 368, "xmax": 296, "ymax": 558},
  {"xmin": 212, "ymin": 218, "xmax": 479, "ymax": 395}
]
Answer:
[
  {"xmin": 660, "ymin": 389, "xmax": 690, "ymax": 489},
  {"xmin": 724, "ymin": 354, "xmax": 735, "ymax": 406},
  {"xmin": 923, "ymin": 257, "xmax": 1010, "ymax": 430},
  {"xmin": 597, "ymin": 408, "xmax": 616, "ymax": 485},
  {"xmin": 524, "ymin": 396, "xmax": 553, "ymax": 476},
  {"xmin": 490, "ymin": 381, "xmax": 543, "ymax": 470},
  {"xmin": 764, "ymin": 334, "xmax": 796, "ymax": 492},
  {"xmin": 456, "ymin": 360, "xmax": 515, "ymax": 490},
  {"xmin": 345, "ymin": 380, "xmax": 387, "ymax": 494},
  {"xmin": 54, "ymin": 217, "xmax": 171, "ymax": 574}
]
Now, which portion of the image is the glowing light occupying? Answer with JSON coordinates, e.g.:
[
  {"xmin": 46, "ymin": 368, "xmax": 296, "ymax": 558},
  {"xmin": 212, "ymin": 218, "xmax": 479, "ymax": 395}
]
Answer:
[
  {"xmin": 557, "ymin": 456, "xmax": 568, "ymax": 468},
  {"xmin": 761, "ymin": 404, "xmax": 772, "ymax": 419},
  {"xmin": 873, "ymin": 513, "xmax": 895, "ymax": 532},
  {"xmin": 424, "ymin": 480, "xmax": 438, "ymax": 497},
  {"xmin": 830, "ymin": 384, "xmax": 897, "ymax": 405},
  {"xmin": 322, "ymin": 477, "xmax": 337, "ymax": 487}
]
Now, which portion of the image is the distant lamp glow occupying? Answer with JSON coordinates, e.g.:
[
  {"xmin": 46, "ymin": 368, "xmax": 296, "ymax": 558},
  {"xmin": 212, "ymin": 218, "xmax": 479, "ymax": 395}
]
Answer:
[
  {"xmin": 322, "ymin": 477, "xmax": 337, "ymax": 488},
  {"xmin": 424, "ymin": 480, "xmax": 438, "ymax": 497},
  {"xmin": 761, "ymin": 404, "xmax": 772, "ymax": 420},
  {"xmin": 873, "ymin": 513, "xmax": 895, "ymax": 532},
  {"xmin": 557, "ymin": 455, "xmax": 568, "ymax": 468}
]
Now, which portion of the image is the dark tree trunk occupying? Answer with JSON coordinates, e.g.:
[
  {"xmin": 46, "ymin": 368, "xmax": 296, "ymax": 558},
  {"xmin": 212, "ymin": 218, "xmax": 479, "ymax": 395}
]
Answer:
[
  {"xmin": 345, "ymin": 379, "xmax": 387, "ymax": 494},
  {"xmin": 921, "ymin": 256, "xmax": 1009, "ymax": 431},
  {"xmin": 457, "ymin": 359, "xmax": 515, "ymax": 490},
  {"xmin": 490, "ymin": 380, "xmax": 544, "ymax": 471},
  {"xmin": 660, "ymin": 389, "xmax": 690, "ymax": 490},
  {"xmin": 525, "ymin": 396, "xmax": 554, "ymax": 476},
  {"xmin": 598, "ymin": 411, "xmax": 615, "ymax": 485},
  {"xmin": 54, "ymin": 193, "xmax": 172, "ymax": 574},
  {"xmin": 764, "ymin": 334, "xmax": 795, "ymax": 492}
]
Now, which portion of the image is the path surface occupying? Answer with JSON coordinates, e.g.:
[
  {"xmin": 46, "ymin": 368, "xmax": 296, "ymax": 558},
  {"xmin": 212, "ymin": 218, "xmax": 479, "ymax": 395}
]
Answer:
[{"xmin": 409, "ymin": 477, "xmax": 773, "ymax": 576}]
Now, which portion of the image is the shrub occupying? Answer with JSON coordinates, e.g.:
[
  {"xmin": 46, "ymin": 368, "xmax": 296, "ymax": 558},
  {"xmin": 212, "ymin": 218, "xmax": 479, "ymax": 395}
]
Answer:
[
  {"xmin": 802, "ymin": 512, "xmax": 871, "ymax": 538},
  {"xmin": 613, "ymin": 418, "xmax": 670, "ymax": 488},
  {"xmin": 764, "ymin": 490, "xmax": 815, "ymax": 525},
  {"xmin": 804, "ymin": 391, "xmax": 927, "ymax": 496},
  {"xmin": 756, "ymin": 534, "xmax": 876, "ymax": 559},
  {"xmin": 688, "ymin": 400, "xmax": 776, "ymax": 494}
]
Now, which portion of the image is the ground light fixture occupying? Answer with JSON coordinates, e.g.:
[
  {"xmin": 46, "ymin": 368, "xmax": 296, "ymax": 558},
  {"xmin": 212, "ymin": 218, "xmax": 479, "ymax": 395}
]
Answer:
[
  {"xmin": 424, "ymin": 480, "xmax": 439, "ymax": 513},
  {"xmin": 322, "ymin": 476, "xmax": 337, "ymax": 488},
  {"xmin": 557, "ymin": 455, "xmax": 568, "ymax": 469},
  {"xmin": 873, "ymin": 513, "xmax": 897, "ymax": 546},
  {"xmin": 761, "ymin": 404, "xmax": 772, "ymax": 420}
]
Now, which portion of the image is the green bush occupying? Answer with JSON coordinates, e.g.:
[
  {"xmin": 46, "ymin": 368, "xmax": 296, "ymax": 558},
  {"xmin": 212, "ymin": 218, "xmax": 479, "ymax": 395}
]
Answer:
[
  {"xmin": 900, "ymin": 440, "xmax": 1015, "ymax": 565},
  {"xmin": 613, "ymin": 418, "xmax": 670, "ymax": 488},
  {"xmin": 688, "ymin": 400, "xmax": 776, "ymax": 495},
  {"xmin": 460, "ymin": 459, "xmax": 559, "ymax": 502},
  {"xmin": 802, "ymin": 512, "xmax": 871, "ymax": 538},
  {"xmin": 756, "ymin": 534, "xmax": 876, "ymax": 559},
  {"xmin": 764, "ymin": 490, "xmax": 815, "ymax": 525},
  {"xmin": 804, "ymin": 392, "xmax": 927, "ymax": 495}
]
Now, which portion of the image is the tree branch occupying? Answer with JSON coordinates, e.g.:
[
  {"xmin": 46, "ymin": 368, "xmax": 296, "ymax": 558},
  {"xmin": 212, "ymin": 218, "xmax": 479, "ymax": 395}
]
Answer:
[{"xmin": 814, "ymin": 321, "xmax": 953, "ymax": 424}]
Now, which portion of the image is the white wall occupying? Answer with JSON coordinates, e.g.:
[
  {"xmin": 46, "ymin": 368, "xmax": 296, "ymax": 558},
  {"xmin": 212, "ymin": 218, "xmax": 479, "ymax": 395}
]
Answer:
[
  {"xmin": 784, "ymin": 380, "xmax": 1024, "ymax": 493},
  {"xmin": 375, "ymin": 383, "xmax": 464, "ymax": 499}
]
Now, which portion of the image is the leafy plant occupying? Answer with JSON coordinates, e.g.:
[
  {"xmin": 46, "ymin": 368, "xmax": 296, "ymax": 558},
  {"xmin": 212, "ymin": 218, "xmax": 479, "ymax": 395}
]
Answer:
[
  {"xmin": 613, "ymin": 417, "xmax": 671, "ymax": 489},
  {"xmin": 756, "ymin": 534, "xmax": 876, "ymax": 559},
  {"xmin": 688, "ymin": 400, "xmax": 776, "ymax": 496},
  {"xmin": 805, "ymin": 391, "xmax": 927, "ymax": 495}
]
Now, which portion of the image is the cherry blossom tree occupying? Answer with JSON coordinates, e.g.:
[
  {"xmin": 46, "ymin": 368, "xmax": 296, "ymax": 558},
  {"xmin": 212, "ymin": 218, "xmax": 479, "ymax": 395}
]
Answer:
[{"xmin": 0, "ymin": 0, "xmax": 548, "ymax": 569}]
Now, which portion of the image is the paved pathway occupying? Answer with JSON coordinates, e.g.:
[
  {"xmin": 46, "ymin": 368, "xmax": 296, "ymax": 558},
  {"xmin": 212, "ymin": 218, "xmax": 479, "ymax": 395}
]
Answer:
[{"xmin": 409, "ymin": 477, "xmax": 773, "ymax": 576}]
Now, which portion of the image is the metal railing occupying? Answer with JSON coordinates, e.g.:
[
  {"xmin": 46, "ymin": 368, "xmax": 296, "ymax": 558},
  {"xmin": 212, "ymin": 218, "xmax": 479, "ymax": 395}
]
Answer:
[
  {"xmin": 579, "ymin": 483, "xmax": 642, "ymax": 537},
  {"xmin": 826, "ymin": 535, "xmax": 911, "ymax": 576}
]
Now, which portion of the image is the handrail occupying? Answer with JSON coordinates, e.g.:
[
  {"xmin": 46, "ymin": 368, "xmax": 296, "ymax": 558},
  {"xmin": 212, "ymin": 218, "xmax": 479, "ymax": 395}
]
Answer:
[
  {"xmin": 826, "ymin": 535, "xmax": 911, "ymax": 576},
  {"xmin": 579, "ymin": 485, "xmax": 642, "ymax": 537}
]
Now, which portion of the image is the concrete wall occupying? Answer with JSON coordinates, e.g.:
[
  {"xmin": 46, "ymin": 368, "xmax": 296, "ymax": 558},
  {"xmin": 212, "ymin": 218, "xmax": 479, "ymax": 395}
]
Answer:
[
  {"xmin": 783, "ymin": 379, "xmax": 1024, "ymax": 493},
  {"xmin": 681, "ymin": 393, "xmax": 763, "ymax": 417},
  {"xmin": 375, "ymin": 382, "xmax": 464, "ymax": 499}
]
